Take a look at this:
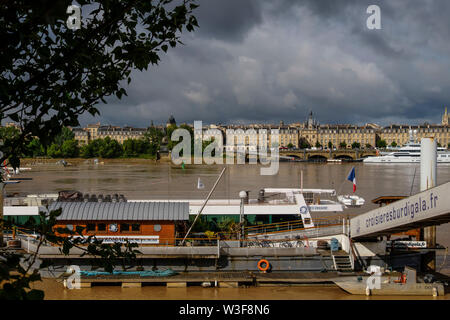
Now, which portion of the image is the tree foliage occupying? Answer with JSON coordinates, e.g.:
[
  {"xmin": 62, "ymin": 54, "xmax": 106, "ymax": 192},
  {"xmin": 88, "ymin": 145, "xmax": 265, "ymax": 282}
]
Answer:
[
  {"xmin": 0, "ymin": 0, "xmax": 199, "ymax": 299},
  {"xmin": 376, "ymin": 139, "xmax": 387, "ymax": 148},
  {"xmin": 0, "ymin": 0, "xmax": 199, "ymax": 165},
  {"xmin": 123, "ymin": 138, "xmax": 154, "ymax": 157},
  {"xmin": 1, "ymin": 208, "xmax": 141, "ymax": 300},
  {"xmin": 351, "ymin": 142, "xmax": 360, "ymax": 149},
  {"xmin": 299, "ymin": 138, "xmax": 310, "ymax": 149}
]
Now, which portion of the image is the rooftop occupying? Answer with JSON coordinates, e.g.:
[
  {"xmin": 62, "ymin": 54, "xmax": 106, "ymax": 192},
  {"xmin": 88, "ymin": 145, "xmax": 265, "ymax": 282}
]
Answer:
[{"xmin": 49, "ymin": 201, "xmax": 189, "ymax": 221}]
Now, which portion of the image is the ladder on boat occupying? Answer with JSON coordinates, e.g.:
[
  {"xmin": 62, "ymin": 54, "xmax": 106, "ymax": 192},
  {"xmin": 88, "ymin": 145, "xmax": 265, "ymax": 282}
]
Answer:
[{"xmin": 332, "ymin": 253, "xmax": 354, "ymax": 272}]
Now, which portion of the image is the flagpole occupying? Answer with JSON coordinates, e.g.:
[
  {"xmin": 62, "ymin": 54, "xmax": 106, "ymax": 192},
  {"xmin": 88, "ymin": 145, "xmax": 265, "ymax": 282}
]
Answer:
[
  {"xmin": 300, "ymin": 169, "xmax": 303, "ymax": 193},
  {"xmin": 336, "ymin": 166, "xmax": 353, "ymax": 195}
]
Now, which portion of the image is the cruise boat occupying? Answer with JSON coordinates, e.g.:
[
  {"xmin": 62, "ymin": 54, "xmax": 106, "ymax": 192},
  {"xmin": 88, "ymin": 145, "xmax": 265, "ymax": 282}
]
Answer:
[
  {"xmin": 364, "ymin": 132, "xmax": 450, "ymax": 164},
  {"xmin": 131, "ymin": 188, "xmax": 345, "ymax": 228},
  {"xmin": 337, "ymin": 194, "xmax": 365, "ymax": 207},
  {"xmin": 4, "ymin": 188, "xmax": 345, "ymax": 231}
]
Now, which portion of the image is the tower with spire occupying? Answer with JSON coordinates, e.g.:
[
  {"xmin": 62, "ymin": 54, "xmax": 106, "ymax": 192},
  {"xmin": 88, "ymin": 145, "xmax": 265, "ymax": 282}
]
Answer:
[
  {"xmin": 306, "ymin": 110, "xmax": 318, "ymax": 129},
  {"xmin": 442, "ymin": 107, "xmax": 449, "ymax": 125}
]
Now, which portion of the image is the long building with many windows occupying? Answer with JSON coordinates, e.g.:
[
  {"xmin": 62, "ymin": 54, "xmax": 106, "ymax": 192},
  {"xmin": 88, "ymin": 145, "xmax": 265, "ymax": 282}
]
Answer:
[
  {"xmin": 68, "ymin": 108, "xmax": 450, "ymax": 150},
  {"xmin": 72, "ymin": 123, "xmax": 147, "ymax": 146}
]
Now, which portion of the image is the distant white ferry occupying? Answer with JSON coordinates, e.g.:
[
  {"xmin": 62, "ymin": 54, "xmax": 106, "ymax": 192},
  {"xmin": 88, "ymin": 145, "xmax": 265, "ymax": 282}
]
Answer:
[{"xmin": 364, "ymin": 141, "xmax": 450, "ymax": 163}]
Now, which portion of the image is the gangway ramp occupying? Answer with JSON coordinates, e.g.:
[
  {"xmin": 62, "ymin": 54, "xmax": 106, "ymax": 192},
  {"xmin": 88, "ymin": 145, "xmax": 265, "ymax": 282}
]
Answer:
[{"xmin": 351, "ymin": 181, "xmax": 450, "ymax": 240}]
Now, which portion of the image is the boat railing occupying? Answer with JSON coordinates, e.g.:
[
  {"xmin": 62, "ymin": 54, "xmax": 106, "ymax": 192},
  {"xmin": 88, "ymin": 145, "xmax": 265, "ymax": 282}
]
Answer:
[
  {"xmin": 241, "ymin": 238, "xmax": 311, "ymax": 248},
  {"xmin": 246, "ymin": 224, "xmax": 343, "ymax": 240},
  {"xmin": 244, "ymin": 215, "xmax": 345, "ymax": 235}
]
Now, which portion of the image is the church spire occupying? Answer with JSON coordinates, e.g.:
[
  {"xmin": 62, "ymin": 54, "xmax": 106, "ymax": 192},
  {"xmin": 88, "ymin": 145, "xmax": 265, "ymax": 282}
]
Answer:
[{"xmin": 443, "ymin": 106, "xmax": 449, "ymax": 125}]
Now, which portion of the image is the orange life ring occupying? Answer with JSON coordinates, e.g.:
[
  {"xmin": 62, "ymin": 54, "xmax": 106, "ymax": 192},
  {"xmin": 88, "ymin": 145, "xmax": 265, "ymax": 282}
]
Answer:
[{"xmin": 257, "ymin": 259, "xmax": 270, "ymax": 272}]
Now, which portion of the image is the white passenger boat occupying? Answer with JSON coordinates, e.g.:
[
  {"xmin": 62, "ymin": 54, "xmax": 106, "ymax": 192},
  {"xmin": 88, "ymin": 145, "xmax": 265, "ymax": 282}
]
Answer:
[
  {"xmin": 337, "ymin": 195, "xmax": 365, "ymax": 207},
  {"xmin": 132, "ymin": 188, "xmax": 345, "ymax": 228},
  {"xmin": 364, "ymin": 143, "xmax": 450, "ymax": 163},
  {"xmin": 364, "ymin": 131, "xmax": 450, "ymax": 164},
  {"xmin": 4, "ymin": 188, "xmax": 346, "ymax": 230}
]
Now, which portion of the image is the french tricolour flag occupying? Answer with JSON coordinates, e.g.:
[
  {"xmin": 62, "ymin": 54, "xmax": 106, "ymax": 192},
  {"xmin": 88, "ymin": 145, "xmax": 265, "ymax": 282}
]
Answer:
[{"xmin": 347, "ymin": 167, "xmax": 356, "ymax": 193}]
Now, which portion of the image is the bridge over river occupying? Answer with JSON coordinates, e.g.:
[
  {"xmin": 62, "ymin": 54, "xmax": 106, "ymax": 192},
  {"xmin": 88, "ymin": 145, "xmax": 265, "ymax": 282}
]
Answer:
[{"xmin": 280, "ymin": 149, "xmax": 377, "ymax": 161}]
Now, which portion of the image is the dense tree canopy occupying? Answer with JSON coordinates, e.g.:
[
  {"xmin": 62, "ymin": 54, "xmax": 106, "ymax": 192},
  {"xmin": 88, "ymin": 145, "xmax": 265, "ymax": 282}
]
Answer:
[
  {"xmin": 0, "ymin": 0, "xmax": 199, "ymax": 299},
  {"xmin": 376, "ymin": 139, "xmax": 387, "ymax": 148},
  {"xmin": 0, "ymin": 0, "xmax": 199, "ymax": 166}
]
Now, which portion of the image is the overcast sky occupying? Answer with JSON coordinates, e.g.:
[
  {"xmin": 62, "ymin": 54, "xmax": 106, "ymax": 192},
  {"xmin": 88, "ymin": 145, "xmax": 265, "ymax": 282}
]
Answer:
[{"xmin": 79, "ymin": 0, "xmax": 450, "ymax": 127}]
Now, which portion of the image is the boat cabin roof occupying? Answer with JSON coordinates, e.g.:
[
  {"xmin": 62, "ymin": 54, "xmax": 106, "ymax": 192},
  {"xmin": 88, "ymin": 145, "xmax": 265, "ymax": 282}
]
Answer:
[
  {"xmin": 48, "ymin": 201, "xmax": 189, "ymax": 221},
  {"xmin": 371, "ymin": 196, "xmax": 406, "ymax": 206}
]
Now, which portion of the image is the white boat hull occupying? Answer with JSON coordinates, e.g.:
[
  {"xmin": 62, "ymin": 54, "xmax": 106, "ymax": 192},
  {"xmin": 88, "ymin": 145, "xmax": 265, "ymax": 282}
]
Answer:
[{"xmin": 363, "ymin": 156, "xmax": 450, "ymax": 163}]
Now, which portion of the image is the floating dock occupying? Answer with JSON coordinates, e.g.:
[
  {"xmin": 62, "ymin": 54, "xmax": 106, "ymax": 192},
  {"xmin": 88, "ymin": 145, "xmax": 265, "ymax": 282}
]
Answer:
[{"xmin": 72, "ymin": 271, "xmax": 344, "ymax": 288}]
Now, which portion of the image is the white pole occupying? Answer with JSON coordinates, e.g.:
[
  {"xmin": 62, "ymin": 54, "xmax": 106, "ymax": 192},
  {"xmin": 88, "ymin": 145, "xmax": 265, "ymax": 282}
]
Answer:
[
  {"xmin": 300, "ymin": 170, "xmax": 303, "ymax": 193},
  {"xmin": 420, "ymin": 137, "xmax": 437, "ymax": 270},
  {"xmin": 239, "ymin": 197, "xmax": 244, "ymax": 246},
  {"xmin": 181, "ymin": 167, "xmax": 227, "ymax": 245},
  {"xmin": 420, "ymin": 138, "xmax": 437, "ymax": 191}
]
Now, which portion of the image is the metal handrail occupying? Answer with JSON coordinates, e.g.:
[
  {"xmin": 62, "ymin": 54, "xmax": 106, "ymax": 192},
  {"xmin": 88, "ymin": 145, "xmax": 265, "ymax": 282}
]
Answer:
[
  {"xmin": 244, "ymin": 215, "xmax": 344, "ymax": 231},
  {"xmin": 246, "ymin": 222, "xmax": 342, "ymax": 236}
]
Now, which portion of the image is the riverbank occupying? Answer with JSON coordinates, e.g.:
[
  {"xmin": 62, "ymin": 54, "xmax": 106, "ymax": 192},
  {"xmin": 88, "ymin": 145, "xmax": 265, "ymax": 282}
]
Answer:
[
  {"xmin": 18, "ymin": 155, "xmax": 275, "ymax": 166},
  {"xmin": 19, "ymin": 157, "xmax": 170, "ymax": 166}
]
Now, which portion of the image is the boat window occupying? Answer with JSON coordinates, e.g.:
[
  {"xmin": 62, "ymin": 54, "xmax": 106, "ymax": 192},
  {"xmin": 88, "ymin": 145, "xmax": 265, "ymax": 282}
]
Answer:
[
  {"xmin": 86, "ymin": 223, "xmax": 96, "ymax": 232},
  {"xmin": 131, "ymin": 224, "xmax": 140, "ymax": 232},
  {"xmin": 120, "ymin": 223, "xmax": 130, "ymax": 232},
  {"xmin": 154, "ymin": 224, "xmax": 162, "ymax": 232},
  {"xmin": 97, "ymin": 223, "xmax": 106, "ymax": 231},
  {"xmin": 109, "ymin": 223, "xmax": 118, "ymax": 232}
]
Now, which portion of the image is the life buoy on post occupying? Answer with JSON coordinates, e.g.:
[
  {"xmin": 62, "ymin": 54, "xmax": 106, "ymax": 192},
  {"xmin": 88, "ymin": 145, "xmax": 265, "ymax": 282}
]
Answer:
[{"xmin": 257, "ymin": 259, "xmax": 270, "ymax": 272}]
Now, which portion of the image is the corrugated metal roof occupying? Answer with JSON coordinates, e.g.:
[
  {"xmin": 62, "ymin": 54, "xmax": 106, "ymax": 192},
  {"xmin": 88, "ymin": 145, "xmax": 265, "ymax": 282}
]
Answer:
[{"xmin": 48, "ymin": 202, "xmax": 189, "ymax": 221}]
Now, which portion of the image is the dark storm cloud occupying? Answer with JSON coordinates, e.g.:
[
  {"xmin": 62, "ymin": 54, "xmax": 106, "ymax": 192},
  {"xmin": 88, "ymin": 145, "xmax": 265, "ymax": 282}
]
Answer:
[
  {"xmin": 194, "ymin": 0, "xmax": 263, "ymax": 42},
  {"xmin": 85, "ymin": 0, "xmax": 450, "ymax": 127}
]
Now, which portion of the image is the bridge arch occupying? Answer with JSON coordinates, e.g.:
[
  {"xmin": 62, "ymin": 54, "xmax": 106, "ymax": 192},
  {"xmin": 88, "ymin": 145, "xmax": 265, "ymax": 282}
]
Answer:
[
  {"xmin": 308, "ymin": 155, "xmax": 328, "ymax": 162},
  {"xmin": 333, "ymin": 154, "xmax": 354, "ymax": 160},
  {"xmin": 286, "ymin": 154, "xmax": 302, "ymax": 160}
]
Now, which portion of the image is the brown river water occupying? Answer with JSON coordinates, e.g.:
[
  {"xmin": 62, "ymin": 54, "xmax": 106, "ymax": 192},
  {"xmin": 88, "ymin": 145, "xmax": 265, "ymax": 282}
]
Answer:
[{"xmin": 7, "ymin": 161, "xmax": 450, "ymax": 299}]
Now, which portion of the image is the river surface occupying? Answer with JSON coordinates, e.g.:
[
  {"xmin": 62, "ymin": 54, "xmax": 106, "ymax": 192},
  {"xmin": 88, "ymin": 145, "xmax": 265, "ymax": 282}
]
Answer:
[
  {"xmin": 30, "ymin": 279, "xmax": 449, "ymax": 300},
  {"xmin": 7, "ymin": 161, "xmax": 450, "ymax": 299}
]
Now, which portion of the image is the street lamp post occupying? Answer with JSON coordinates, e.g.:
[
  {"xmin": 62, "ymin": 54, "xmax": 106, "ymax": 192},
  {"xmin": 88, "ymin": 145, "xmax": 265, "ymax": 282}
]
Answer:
[{"xmin": 239, "ymin": 191, "xmax": 247, "ymax": 247}]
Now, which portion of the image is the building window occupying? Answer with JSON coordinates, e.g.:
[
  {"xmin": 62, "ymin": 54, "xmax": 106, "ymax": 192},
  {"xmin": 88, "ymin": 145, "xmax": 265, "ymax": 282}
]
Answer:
[
  {"xmin": 120, "ymin": 223, "xmax": 130, "ymax": 232},
  {"xmin": 97, "ymin": 223, "xmax": 106, "ymax": 232},
  {"xmin": 131, "ymin": 224, "xmax": 141, "ymax": 232},
  {"xmin": 86, "ymin": 224, "xmax": 96, "ymax": 232}
]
